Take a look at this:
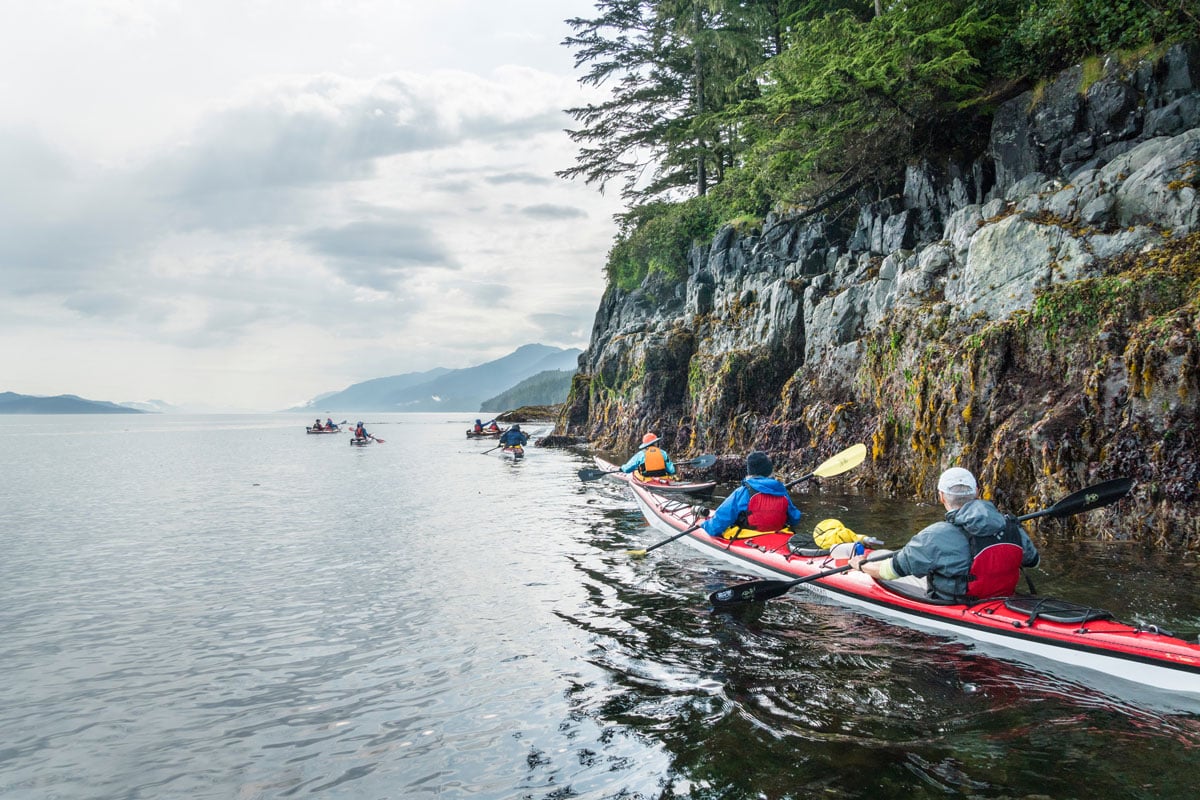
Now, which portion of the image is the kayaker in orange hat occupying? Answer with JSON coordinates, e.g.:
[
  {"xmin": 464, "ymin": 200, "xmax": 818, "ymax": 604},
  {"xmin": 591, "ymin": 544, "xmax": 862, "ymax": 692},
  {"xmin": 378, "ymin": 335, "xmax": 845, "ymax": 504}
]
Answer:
[{"xmin": 620, "ymin": 432, "xmax": 677, "ymax": 478}]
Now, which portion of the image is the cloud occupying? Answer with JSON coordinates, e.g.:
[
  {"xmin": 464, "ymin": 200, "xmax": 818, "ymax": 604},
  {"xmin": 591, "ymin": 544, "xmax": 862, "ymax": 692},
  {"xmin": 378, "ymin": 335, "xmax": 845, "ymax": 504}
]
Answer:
[
  {"xmin": 0, "ymin": 51, "xmax": 624, "ymax": 408},
  {"xmin": 153, "ymin": 72, "xmax": 573, "ymax": 202},
  {"xmin": 302, "ymin": 217, "xmax": 457, "ymax": 290},
  {"xmin": 484, "ymin": 171, "xmax": 554, "ymax": 186},
  {"xmin": 528, "ymin": 311, "xmax": 595, "ymax": 342},
  {"xmin": 518, "ymin": 203, "xmax": 588, "ymax": 220}
]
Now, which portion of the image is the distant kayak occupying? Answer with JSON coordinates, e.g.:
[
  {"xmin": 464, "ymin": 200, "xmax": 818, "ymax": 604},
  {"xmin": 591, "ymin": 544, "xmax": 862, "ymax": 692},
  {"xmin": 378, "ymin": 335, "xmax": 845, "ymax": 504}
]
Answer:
[
  {"xmin": 306, "ymin": 426, "xmax": 342, "ymax": 434},
  {"xmin": 593, "ymin": 456, "xmax": 716, "ymax": 496},
  {"xmin": 349, "ymin": 437, "xmax": 373, "ymax": 446},
  {"xmin": 466, "ymin": 429, "xmax": 502, "ymax": 439}
]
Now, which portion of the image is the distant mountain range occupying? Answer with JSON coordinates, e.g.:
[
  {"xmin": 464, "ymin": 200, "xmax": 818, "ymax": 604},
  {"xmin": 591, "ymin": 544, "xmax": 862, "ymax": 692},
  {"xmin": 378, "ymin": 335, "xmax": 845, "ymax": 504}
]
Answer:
[
  {"xmin": 2, "ymin": 344, "xmax": 582, "ymax": 416},
  {"xmin": 0, "ymin": 391, "xmax": 147, "ymax": 414},
  {"xmin": 292, "ymin": 343, "xmax": 581, "ymax": 413}
]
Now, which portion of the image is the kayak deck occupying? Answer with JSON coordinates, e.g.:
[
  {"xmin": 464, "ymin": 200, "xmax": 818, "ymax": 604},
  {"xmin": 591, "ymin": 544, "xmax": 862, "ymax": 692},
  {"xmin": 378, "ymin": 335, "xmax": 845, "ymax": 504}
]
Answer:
[{"xmin": 627, "ymin": 481, "xmax": 1200, "ymax": 698}]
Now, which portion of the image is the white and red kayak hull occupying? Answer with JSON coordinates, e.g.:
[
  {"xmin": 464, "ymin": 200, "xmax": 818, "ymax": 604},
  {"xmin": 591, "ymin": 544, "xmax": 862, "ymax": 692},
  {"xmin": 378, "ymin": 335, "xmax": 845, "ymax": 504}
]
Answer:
[{"xmin": 628, "ymin": 481, "xmax": 1200, "ymax": 699}]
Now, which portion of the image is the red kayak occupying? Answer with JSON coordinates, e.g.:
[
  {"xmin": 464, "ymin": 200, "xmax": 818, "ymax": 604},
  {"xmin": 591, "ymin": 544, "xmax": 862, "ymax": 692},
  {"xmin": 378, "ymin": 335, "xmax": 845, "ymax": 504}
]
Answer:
[
  {"xmin": 627, "ymin": 480, "xmax": 1200, "ymax": 700},
  {"xmin": 593, "ymin": 456, "xmax": 716, "ymax": 496}
]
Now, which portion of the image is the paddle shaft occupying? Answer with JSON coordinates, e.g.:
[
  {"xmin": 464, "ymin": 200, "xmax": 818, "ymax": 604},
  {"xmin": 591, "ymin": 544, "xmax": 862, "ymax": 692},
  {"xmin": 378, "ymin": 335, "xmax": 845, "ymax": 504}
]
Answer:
[
  {"xmin": 628, "ymin": 522, "xmax": 703, "ymax": 555},
  {"xmin": 713, "ymin": 551, "xmax": 896, "ymax": 604}
]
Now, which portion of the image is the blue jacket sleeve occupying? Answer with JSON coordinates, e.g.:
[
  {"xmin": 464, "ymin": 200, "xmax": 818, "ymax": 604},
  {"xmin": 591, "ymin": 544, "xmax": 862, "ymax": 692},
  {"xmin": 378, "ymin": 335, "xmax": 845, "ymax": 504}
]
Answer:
[
  {"xmin": 664, "ymin": 453, "xmax": 677, "ymax": 475},
  {"xmin": 620, "ymin": 452, "xmax": 645, "ymax": 473},
  {"xmin": 702, "ymin": 486, "xmax": 749, "ymax": 537},
  {"xmin": 787, "ymin": 498, "xmax": 802, "ymax": 526}
]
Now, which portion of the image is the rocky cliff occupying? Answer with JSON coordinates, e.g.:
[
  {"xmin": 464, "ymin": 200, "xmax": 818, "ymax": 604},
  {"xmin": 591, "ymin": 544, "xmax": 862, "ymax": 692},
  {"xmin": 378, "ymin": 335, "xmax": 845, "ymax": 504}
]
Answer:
[{"xmin": 560, "ymin": 43, "xmax": 1200, "ymax": 548}]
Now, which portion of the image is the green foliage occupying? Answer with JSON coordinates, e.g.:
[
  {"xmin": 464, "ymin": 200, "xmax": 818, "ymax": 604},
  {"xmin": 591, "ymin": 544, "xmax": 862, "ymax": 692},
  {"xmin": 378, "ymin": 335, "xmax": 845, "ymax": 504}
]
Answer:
[
  {"xmin": 561, "ymin": 0, "xmax": 774, "ymax": 200},
  {"xmin": 606, "ymin": 198, "xmax": 723, "ymax": 290},
  {"xmin": 1010, "ymin": 0, "xmax": 1193, "ymax": 70},
  {"xmin": 564, "ymin": 0, "xmax": 1196, "ymax": 292},
  {"xmin": 737, "ymin": 1, "xmax": 1000, "ymax": 205}
]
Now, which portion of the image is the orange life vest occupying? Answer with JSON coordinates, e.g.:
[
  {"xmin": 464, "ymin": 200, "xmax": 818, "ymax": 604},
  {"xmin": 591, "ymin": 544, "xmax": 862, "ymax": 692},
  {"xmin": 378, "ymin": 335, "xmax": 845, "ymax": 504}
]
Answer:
[{"xmin": 640, "ymin": 446, "xmax": 668, "ymax": 477}]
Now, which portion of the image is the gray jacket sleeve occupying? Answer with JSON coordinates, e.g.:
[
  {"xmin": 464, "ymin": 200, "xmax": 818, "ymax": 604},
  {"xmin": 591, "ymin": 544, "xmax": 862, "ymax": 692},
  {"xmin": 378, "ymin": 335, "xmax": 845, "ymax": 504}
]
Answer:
[
  {"xmin": 891, "ymin": 521, "xmax": 970, "ymax": 580},
  {"xmin": 1019, "ymin": 526, "xmax": 1040, "ymax": 568}
]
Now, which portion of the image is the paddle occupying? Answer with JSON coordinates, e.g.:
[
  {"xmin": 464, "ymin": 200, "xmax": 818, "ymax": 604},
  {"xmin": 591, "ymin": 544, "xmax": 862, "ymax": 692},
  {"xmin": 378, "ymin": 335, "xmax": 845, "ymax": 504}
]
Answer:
[
  {"xmin": 626, "ymin": 443, "xmax": 867, "ymax": 557},
  {"xmin": 577, "ymin": 454, "xmax": 717, "ymax": 482},
  {"xmin": 708, "ymin": 475, "xmax": 1135, "ymax": 607},
  {"xmin": 626, "ymin": 521, "xmax": 707, "ymax": 558},
  {"xmin": 782, "ymin": 443, "xmax": 866, "ymax": 488}
]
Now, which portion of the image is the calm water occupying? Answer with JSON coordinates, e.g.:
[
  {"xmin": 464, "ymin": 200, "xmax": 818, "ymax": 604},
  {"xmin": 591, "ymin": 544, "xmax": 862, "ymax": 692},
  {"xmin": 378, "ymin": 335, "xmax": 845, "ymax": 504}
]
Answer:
[{"xmin": 1, "ymin": 414, "xmax": 1198, "ymax": 800}]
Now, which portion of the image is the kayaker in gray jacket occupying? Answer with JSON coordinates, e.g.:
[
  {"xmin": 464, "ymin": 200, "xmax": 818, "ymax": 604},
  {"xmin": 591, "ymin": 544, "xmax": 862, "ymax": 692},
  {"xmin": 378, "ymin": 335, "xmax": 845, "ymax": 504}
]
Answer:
[{"xmin": 850, "ymin": 467, "xmax": 1040, "ymax": 600}]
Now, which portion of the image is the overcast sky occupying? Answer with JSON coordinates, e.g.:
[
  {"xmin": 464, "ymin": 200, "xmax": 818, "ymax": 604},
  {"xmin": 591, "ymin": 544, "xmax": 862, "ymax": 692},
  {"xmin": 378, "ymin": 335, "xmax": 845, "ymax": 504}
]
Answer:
[{"xmin": 0, "ymin": 0, "xmax": 626, "ymax": 411}]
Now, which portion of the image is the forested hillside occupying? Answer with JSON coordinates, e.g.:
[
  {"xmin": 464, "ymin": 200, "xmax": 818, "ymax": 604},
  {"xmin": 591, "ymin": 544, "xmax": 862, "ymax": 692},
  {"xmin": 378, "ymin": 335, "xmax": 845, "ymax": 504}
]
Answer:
[{"xmin": 562, "ymin": 1, "xmax": 1195, "ymax": 286}]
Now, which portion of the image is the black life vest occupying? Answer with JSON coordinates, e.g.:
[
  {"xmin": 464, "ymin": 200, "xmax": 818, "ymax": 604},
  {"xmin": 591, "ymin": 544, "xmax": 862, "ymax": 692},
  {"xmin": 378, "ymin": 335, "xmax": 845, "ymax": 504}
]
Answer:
[{"xmin": 961, "ymin": 516, "xmax": 1026, "ymax": 600}]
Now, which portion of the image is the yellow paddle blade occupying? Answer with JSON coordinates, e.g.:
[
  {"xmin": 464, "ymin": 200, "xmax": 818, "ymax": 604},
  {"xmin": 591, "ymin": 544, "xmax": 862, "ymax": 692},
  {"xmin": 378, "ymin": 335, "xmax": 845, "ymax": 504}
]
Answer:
[
  {"xmin": 626, "ymin": 549, "xmax": 648, "ymax": 557},
  {"xmin": 811, "ymin": 443, "xmax": 867, "ymax": 478}
]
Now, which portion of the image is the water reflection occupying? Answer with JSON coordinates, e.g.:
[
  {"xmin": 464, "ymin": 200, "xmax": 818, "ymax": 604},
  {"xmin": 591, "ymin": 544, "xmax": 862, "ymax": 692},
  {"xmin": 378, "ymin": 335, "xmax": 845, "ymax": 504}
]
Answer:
[
  {"xmin": 2, "ymin": 417, "xmax": 1197, "ymax": 800},
  {"xmin": 564, "ymin": 478, "xmax": 1200, "ymax": 798}
]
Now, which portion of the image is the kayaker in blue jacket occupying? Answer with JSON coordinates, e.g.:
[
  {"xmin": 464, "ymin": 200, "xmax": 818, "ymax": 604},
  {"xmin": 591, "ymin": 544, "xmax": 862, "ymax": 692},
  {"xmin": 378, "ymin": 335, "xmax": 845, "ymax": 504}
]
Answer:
[
  {"xmin": 620, "ymin": 432, "xmax": 677, "ymax": 478},
  {"xmin": 700, "ymin": 451, "xmax": 802, "ymax": 538},
  {"xmin": 499, "ymin": 424, "xmax": 528, "ymax": 447},
  {"xmin": 850, "ymin": 466, "xmax": 1040, "ymax": 600}
]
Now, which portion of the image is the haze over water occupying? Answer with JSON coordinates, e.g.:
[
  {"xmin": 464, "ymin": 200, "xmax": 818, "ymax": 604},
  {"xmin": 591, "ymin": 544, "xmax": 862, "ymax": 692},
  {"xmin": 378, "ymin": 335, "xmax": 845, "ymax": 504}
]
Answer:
[{"xmin": 2, "ymin": 414, "xmax": 1198, "ymax": 799}]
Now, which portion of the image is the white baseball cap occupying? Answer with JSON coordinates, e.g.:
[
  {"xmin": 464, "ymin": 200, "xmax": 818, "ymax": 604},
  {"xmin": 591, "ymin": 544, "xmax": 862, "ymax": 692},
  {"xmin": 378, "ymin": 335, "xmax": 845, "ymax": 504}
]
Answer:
[{"xmin": 937, "ymin": 467, "xmax": 977, "ymax": 495}]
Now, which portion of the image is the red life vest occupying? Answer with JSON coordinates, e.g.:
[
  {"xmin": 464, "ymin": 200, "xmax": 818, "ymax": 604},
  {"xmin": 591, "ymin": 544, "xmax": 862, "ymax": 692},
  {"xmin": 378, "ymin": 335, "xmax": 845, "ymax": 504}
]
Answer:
[
  {"xmin": 640, "ymin": 446, "xmax": 668, "ymax": 477},
  {"xmin": 963, "ymin": 518, "xmax": 1026, "ymax": 599},
  {"xmin": 742, "ymin": 490, "xmax": 789, "ymax": 532}
]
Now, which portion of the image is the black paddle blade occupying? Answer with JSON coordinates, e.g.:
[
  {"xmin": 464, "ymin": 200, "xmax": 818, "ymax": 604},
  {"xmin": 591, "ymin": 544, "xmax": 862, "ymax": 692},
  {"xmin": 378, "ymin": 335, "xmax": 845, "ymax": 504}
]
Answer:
[
  {"xmin": 577, "ymin": 468, "xmax": 615, "ymax": 482},
  {"xmin": 1019, "ymin": 477, "xmax": 1134, "ymax": 521},
  {"xmin": 709, "ymin": 579, "xmax": 795, "ymax": 606}
]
